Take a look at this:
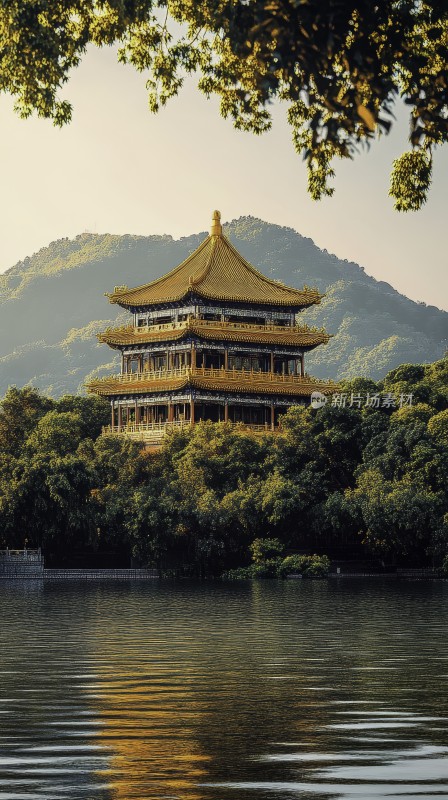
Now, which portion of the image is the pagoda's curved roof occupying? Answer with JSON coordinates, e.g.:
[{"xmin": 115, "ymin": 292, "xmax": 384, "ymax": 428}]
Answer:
[
  {"xmin": 86, "ymin": 368, "xmax": 337, "ymax": 398},
  {"xmin": 108, "ymin": 212, "xmax": 322, "ymax": 309},
  {"xmin": 98, "ymin": 319, "xmax": 330, "ymax": 349}
]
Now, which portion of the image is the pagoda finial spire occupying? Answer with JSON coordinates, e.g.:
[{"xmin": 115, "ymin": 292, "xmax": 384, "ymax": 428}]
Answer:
[{"xmin": 210, "ymin": 209, "xmax": 222, "ymax": 237}]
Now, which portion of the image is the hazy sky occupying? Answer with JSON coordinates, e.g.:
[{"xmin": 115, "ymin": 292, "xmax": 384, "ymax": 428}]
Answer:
[{"xmin": 0, "ymin": 45, "xmax": 447, "ymax": 310}]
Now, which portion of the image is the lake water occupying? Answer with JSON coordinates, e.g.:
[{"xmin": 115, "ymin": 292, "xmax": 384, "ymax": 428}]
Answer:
[{"xmin": 0, "ymin": 579, "xmax": 447, "ymax": 800}]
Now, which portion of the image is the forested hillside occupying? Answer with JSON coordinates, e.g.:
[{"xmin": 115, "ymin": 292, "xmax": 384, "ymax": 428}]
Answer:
[{"xmin": 0, "ymin": 217, "xmax": 446, "ymax": 396}]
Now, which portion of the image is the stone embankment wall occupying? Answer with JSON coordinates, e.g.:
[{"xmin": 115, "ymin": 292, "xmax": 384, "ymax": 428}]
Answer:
[
  {"xmin": 0, "ymin": 551, "xmax": 158, "ymax": 579},
  {"xmin": 43, "ymin": 569, "xmax": 158, "ymax": 579}
]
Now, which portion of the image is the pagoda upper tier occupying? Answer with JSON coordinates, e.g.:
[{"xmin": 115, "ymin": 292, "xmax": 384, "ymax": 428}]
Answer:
[
  {"xmin": 99, "ymin": 319, "xmax": 330, "ymax": 350},
  {"xmin": 108, "ymin": 211, "xmax": 322, "ymax": 310}
]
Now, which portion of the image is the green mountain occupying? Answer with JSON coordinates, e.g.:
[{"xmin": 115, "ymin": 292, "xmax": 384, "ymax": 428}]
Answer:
[{"xmin": 0, "ymin": 217, "xmax": 446, "ymax": 397}]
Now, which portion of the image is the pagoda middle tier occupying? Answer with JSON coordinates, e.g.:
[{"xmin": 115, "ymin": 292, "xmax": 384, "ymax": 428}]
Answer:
[{"xmin": 87, "ymin": 211, "xmax": 336, "ymax": 442}]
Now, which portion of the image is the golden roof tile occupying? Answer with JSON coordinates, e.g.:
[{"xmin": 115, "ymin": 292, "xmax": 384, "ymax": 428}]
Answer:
[
  {"xmin": 99, "ymin": 319, "xmax": 330, "ymax": 349},
  {"xmin": 108, "ymin": 211, "xmax": 322, "ymax": 309},
  {"xmin": 86, "ymin": 367, "xmax": 337, "ymax": 398}
]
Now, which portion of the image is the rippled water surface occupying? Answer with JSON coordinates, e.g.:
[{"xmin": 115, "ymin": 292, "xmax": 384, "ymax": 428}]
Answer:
[{"xmin": 1, "ymin": 579, "xmax": 447, "ymax": 800}]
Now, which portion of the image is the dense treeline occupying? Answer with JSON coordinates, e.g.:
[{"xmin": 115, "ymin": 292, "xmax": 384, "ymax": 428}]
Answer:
[{"xmin": 0, "ymin": 358, "xmax": 447, "ymax": 575}]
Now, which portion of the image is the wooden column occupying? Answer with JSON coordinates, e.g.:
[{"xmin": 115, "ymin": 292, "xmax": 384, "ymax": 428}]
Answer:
[
  {"xmin": 301, "ymin": 354, "xmax": 305, "ymax": 377},
  {"xmin": 118, "ymin": 404, "xmax": 123, "ymax": 431},
  {"xmin": 190, "ymin": 398, "xmax": 195, "ymax": 425},
  {"xmin": 135, "ymin": 401, "xmax": 139, "ymax": 426},
  {"xmin": 270, "ymin": 403, "xmax": 275, "ymax": 431},
  {"xmin": 224, "ymin": 348, "xmax": 228, "ymax": 370},
  {"xmin": 166, "ymin": 349, "xmax": 170, "ymax": 371},
  {"xmin": 270, "ymin": 351, "xmax": 274, "ymax": 373},
  {"xmin": 168, "ymin": 402, "xmax": 174, "ymax": 422},
  {"xmin": 191, "ymin": 344, "xmax": 196, "ymax": 369},
  {"xmin": 224, "ymin": 401, "xmax": 229, "ymax": 422},
  {"xmin": 111, "ymin": 400, "xmax": 115, "ymax": 430}
]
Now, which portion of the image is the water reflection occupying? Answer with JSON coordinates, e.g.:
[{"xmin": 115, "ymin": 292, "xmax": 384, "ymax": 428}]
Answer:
[{"xmin": 0, "ymin": 579, "xmax": 447, "ymax": 799}]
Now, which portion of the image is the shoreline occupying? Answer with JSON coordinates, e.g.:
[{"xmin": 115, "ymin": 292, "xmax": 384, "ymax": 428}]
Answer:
[
  {"xmin": 0, "ymin": 568, "xmax": 158, "ymax": 580},
  {"xmin": 0, "ymin": 570, "xmax": 443, "ymax": 581}
]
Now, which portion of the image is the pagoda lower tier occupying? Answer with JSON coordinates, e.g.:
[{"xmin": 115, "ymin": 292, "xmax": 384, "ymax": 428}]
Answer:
[{"xmin": 87, "ymin": 366, "xmax": 337, "ymax": 439}]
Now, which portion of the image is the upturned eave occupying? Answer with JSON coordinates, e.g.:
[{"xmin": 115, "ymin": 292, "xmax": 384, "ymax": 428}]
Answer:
[
  {"xmin": 86, "ymin": 368, "xmax": 338, "ymax": 398},
  {"xmin": 97, "ymin": 320, "xmax": 331, "ymax": 350}
]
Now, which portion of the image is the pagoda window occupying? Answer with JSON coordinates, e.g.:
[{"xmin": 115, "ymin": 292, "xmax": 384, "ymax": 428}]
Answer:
[
  {"xmin": 128, "ymin": 357, "xmax": 140, "ymax": 373},
  {"xmin": 226, "ymin": 314, "xmax": 266, "ymax": 325},
  {"xmin": 172, "ymin": 403, "xmax": 187, "ymax": 421},
  {"xmin": 273, "ymin": 318, "xmax": 290, "ymax": 327},
  {"xmin": 228, "ymin": 355, "xmax": 242, "ymax": 371},
  {"xmin": 154, "ymin": 355, "xmax": 166, "ymax": 370},
  {"xmin": 137, "ymin": 317, "xmax": 148, "ymax": 328},
  {"xmin": 153, "ymin": 314, "xmax": 173, "ymax": 326},
  {"xmin": 228, "ymin": 354, "xmax": 266, "ymax": 372},
  {"xmin": 273, "ymin": 357, "xmax": 287, "ymax": 374},
  {"xmin": 273, "ymin": 357, "xmax": 297, "ymax": 374},
  {"xmin": 123, "ymin": 356, "xmax": 134, "ymax": 373},
  {"xmin": 143, "ymin": 404, "xmax": 169, "ymax": 423},
  {"xmin": 194, "ymin": 403, "xmax": 224, "ymax": 423},
  {"xmin": 198, "ymin": 350, "xmax": 224, "ymax": 369},
  {"xmin": 178, "ymin": 313, "xmax": 189, "ymax": 322},
  {"xmin": 228, "ymin": 405, "xmax": 267, "ymax": 425},
  {"xmin": 157, "ymin": 405, "xmax": 167, "ymax": 423},
  {"xmin": 172, "ymin": 352, "xmax": 187, "ymax": 369},
  {"xmin": 201, "ymin": 312, "xmax": 221, "ymax": 321}
]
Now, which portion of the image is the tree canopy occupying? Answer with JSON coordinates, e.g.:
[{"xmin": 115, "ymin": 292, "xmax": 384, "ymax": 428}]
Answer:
[
  {"xmin": 1, "ymin": 1, "xmax": 447, "ymax": 209},
  {"xmin": 0, "ymin": 357, "xmax": 446, "ymax": 572}
]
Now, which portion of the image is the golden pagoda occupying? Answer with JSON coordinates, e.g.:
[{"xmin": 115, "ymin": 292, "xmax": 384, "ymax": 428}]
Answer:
[{"xmin": 87, "ymin": 211, "xmax": 336, "ymax": 442}]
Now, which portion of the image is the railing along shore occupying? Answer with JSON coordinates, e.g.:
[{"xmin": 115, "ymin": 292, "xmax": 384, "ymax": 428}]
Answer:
[
  {"xmin": 0, "ymin": 548, "xmax": 41, "ymax": 560},
  {"xmin": 0, "ymin": 568, "xmax": 439, "ymax": 580},
  {"xmin": 43, "ymin": 569, "xmax": 158, "ymax": 580},
  {"xmin": 0, "ymin": 568, "xmax": 159, "ymax": 580}
]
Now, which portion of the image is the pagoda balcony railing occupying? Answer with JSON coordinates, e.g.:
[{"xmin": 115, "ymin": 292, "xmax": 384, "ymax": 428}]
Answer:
[
  {"xmin": 102, "ymin": 420, "xmax": 279, "ymax": 440},
  {"xmin": 92, "ymin": 366, "xmax": 337, "ymax": 387},
  {"xmin": 117, "ymin": 318, "xmax": 327, "ymax": 336}
]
